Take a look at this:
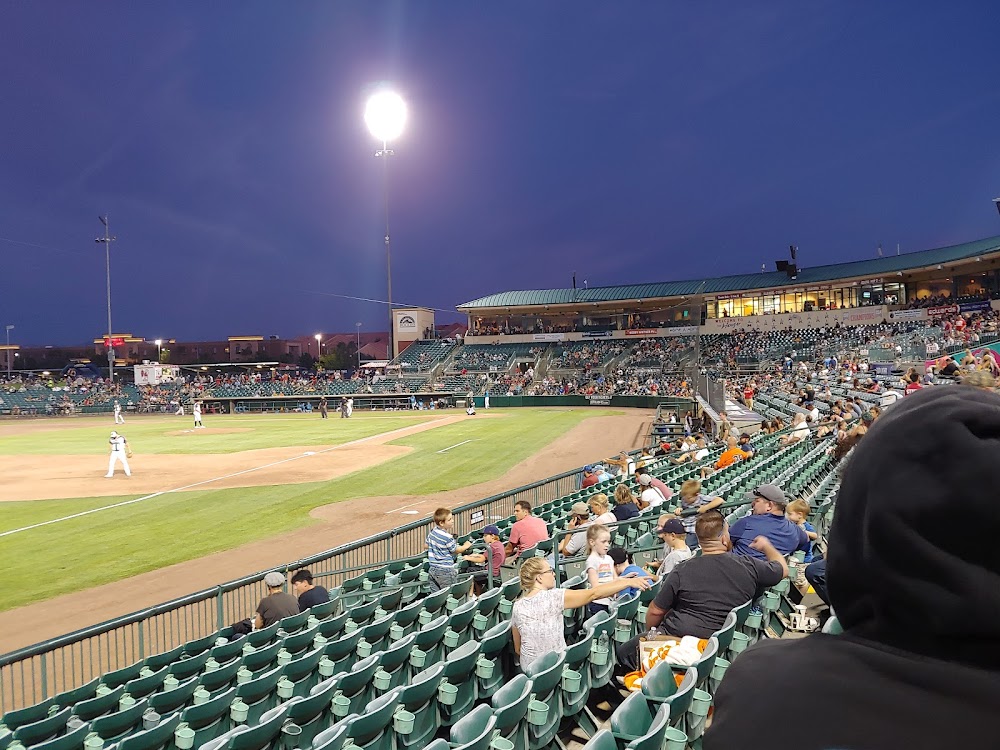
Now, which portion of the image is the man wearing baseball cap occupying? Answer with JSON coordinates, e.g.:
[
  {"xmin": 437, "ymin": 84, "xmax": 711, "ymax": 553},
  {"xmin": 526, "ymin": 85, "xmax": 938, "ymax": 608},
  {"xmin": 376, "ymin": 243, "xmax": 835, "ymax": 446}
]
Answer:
[
  {"xmin": 581, "ymin": 465, "xmax": 599, "ymax": 489},
  {"xmin": 728, "ymin": 484, "xmax": 809, "ymax": 559},
  {"xmin": 558, "ymin": 501, "xmax": 594, "ymax": 557},
  {"xmin": 463, "ymin": 525, "xmax": 506, "ymax": 593},
  {"xmin": 254, "ymin": 571, "xmax": 299, "ymax": 629}
]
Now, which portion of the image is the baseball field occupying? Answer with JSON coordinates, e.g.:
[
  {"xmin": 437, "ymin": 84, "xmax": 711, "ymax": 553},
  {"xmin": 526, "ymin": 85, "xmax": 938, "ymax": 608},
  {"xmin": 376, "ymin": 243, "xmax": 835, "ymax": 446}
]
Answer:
[{"xmin": 0, "ymin": 407, "xmax": 652, "ymax": 654}]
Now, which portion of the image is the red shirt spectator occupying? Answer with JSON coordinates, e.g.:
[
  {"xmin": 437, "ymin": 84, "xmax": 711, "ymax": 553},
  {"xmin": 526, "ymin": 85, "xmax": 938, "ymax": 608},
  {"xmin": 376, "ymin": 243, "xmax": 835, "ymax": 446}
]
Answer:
[{"xmin": 506, "ymin": 501, "xmax": 549, "ymax": 558}]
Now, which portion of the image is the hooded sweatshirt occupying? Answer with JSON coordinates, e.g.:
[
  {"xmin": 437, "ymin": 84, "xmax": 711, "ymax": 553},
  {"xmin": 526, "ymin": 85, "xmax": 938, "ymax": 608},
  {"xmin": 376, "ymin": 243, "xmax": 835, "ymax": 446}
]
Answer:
[{"xmin": 706, "ymin": 386, "xmax": 1000, "ymax": 750}]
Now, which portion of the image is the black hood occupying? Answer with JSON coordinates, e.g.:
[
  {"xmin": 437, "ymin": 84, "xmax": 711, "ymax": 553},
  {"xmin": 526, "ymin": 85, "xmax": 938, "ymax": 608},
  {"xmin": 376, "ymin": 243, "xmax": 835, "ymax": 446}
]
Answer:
[{"xmin": 827, "ymin": 385, "xmax": 1000, "ymax": 668}]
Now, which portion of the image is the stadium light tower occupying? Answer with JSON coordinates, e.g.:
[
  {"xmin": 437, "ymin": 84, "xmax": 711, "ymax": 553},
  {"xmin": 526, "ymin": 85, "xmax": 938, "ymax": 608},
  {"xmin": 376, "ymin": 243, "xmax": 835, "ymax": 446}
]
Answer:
[
  {"xmin": 994, "ymin": 197, "xmax": 1000, "ymax": 216},
  {"xmin": 154, "ymin": 339, "xmax": 162, "ymax": 361},
  {"xmin": 356, "ymin": 322, "xmax": 362, "ymax": 369},
  {"xmin": 364, "ymin": 88, "xmax": 407, "ymax": 362},
  {"xmin": 5, "ymin": 324, "xmax": 12, "ymax": 377},
  {"xmin": 95, "ymin": 216, "xmax": 117, "ymax": 383},
  {"xmin": 314, "ymin": 333, "xmax": 322, "ymax": 359}
]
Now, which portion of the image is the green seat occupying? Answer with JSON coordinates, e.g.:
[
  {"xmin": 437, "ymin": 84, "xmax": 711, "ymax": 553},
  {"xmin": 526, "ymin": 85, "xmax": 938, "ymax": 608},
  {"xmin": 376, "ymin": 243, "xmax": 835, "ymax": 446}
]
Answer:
[
  {"xmin": 672, "ymin": 637, "xmax": 718, "ymax": 691},
  {"xmin": 305, "ymin": 598, "xmax": 338, "ymax": 620},
  {"xmin": 344, "ymin": 599, "xmax": 379, "ymax": 628},
  {"xmin": 277, "ymin": 611, "xmax": 310, "ymax": 634},
  {"xmin": 561, "ymin": 574, "xmax": 588, "ymax": 639},
  {"xmin": 421, "ymin": 741, "xmax": 449, "ymax": 750},
  {"xmin": 580, "ymin": 729, "xmax": 617, "ymax": 750},
  {"xmin": 310, "ymin": 722, "xmax": 348, "ymax": 750},
  {"xmin": 395, "ymin": 664, "xmax": 446, "ymax": 750},
  {"xmin": 443, "ymin": 598, "xmax": 478, "ymax": 651},
  {"xmin": 168, "ymin": 650, "xmax": 212, "ymax": 682},
  {"xmin": 241, "ymin": 640, "xmax": 283, "ymax": 676},
  {"xmin": 102, "ymin": 662, "xmax": 145, "ymax": 690},
  {"xmin": 22, "ymin": 723, "xmax": 90, "ymax": 750},
  {"xmin": 612, "ymin": 594, "xmax": 641, "ymax": 643},
  {"xmin": 235, "ymin": 663, "xmax": 284, "ymax": 725},
  {"xmin": 448, "ymin": 704, "xmax": 495, "ymax": 750},
  {"xmin": 472, "ymin": 588, "xmax": 502, "ymax": 633},
  {"xmin": 89, "ymin": 697, "xmax": 150, "ymax": 742},
  {"xmin": 116, "ymin": 711, "xmax": 182, "ymax": 750},
  {"xmin": 374, "ymin": 633, "xmax": 416, "ymax": 694},
  {"xmin": 610, "ymin": 690, "xmax": 657, "ymax": 745},
  {"xmin": 522, "ymin": 650, "xmax": 564, "ymax": 750},
  {"xmin": 337, "ymin": 654, "xmax": 380, "ymax": 717},
  {"xmin": 200, "ymin": 703, "xmax": 290, "ymax": 750},
  {"xmin": 142, "ymin": 646, "xmax": 185, "ymax": 673},
  {"xmin": 210, "ymin": 639, "xmax": 246, "ymax": 664},
  {"xmin": 490, "ymin": 673, "xmax": 532, "ymax": 750},
  {"xmin": 408, "ymin": 615, "xmax": 448, "ymax": 679},
  {"xmin": 124, "ymin": 666, "xmax": 169, "ymax": 700},
  {"xmin": 581, "ymin": 610, "xmax": 615, "ymax": 686},
  {"xmin": 280, "ymin": 647, "xmax": 325, "ymax": 698},
  {"xmin": 0, "ymin": 697, "xmax": 57, "ymax": 733},
  {"xmin": 389, "ymin": 600, "xmax": 424, "ymax": 640},
  {"xmin": 359, "ymin": 614, "xmax": 395, "ymax": 655},
  {"xmin": 51, "ymin": 678, "xmax": 101, "ymax": 712},
  {"xmin": 341, "ymin": 687, "xmax": 400, "ymax": 750},
  {"xmin": 179, "ymin": 686, "xmax": 238, "ymax": 747},
  {"xmin": 321, "ymin": 629, "xmax": 363, "ymax": 676},
  {"xmin": 147, "ymin": 676, "xmax": 199, "ymax": 716},
  {"xmin": 199, "ymin": 658, "xmax": 243, "ymax": 695},
  {"xmin": 246, "ymin": 622, "xmax": 281, "ymax": 650},
  {"xmin": 375, "ymin": 588, "xmax": 403, "ymax": 614},
  {"xmin": 395, "ymin": 567, "xmax": 422, "ymax": 605},
  {"xmin": 316, "ymin": 611, "xmax": 350, "ymax": 641},
  {"xmin": 438, "ymin": 640, "xmax": 480, "ymax": 727},
  {"xmin": 711, "ymin": 612, "xmax": 738, "ymax": 656},
  {"xmin": 630, "ymin": 704, "xmax": 671, "ymax": 750},
  {"xmin": 283, "ymin": 677, "xmax": 342, "ymax": 748},
  {"xmin": 12, "ymin": 707, "xmax": 72, "ymax": 746},
  {"xmin": 447, "ymin": 576, "xmax": 473, "ymax": 606},
  {"xmin": 417, "ymin": 589, "xmax": 449, "ymax": 624},
  {"xmin": 72, "ymin": 685, "xmax": 125, "ymax": 722},
  {"xmin": 561, "ymin": 631, "xmax": 594, "ymax": 715},
  {"xmin": 475, "ymin": 620, "xmax": 512, "ymax": 696},
  {"xmin": 282, "ymin": 625, "xmax": 320, "ymax": 657}
]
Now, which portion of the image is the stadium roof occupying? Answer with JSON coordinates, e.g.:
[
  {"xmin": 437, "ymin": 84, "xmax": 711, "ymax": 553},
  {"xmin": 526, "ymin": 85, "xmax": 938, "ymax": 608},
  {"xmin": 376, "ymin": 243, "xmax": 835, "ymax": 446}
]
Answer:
[{"xmin": 457, "ymin": 235, "xmax": 1000, "ymax": 309}]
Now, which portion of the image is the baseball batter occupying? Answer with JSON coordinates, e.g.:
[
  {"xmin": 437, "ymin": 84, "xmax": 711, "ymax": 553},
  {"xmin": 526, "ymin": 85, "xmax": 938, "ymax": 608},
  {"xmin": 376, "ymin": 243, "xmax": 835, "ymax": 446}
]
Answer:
[
  {"xmin": 113, "ymin": 401, "xmax": 125, "ymax": 424},
  {"xmin": 193, "ymin": 401, "xmax": 204, "ymax": 428},
  {"xmin": 106, "ymin": 431, "xmax": 132, "ymax": 477}
]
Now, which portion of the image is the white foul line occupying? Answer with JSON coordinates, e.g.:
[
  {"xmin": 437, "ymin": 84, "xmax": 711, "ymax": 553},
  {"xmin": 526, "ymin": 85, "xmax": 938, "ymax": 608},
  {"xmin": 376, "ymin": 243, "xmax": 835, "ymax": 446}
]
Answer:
[
  {"xmin": 0, "ymin": 417, "xmax": 453, "ymax": 539},
  {"xmin": 437, "ymin": 439, "xmax": 473, "ymax": 454}
]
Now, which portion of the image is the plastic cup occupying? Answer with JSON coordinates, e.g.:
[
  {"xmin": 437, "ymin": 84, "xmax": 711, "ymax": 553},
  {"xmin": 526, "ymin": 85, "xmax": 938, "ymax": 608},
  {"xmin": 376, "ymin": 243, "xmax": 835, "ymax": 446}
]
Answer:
[
  {"xmin": 230, "ymin": 699, "xmax": 249, "ymax": 724},
  {"xmin": 591, "ymin": 643, "xmax": 609, "ymax": 665},
  {"xmin": 174, "ymin": 726, "xmax": 195, "ymax": 750},
  {"xmin": 331, "ymin": 693, "xmax": 351, "ymax": 717},
  {"xmin": 373, "ymin": 669, "xmax": 392, "ymax": 691},
  {"xmin": 277, "ymin": 678, "xmax": 295, "ymax": 700},
  {"xmin": 664, "ymin": 728, "xmax": 688, "ymax": 750},
  {"xmin": 475, "ymin": 657, "xmax": 495, "ymax": 679},
  {"xmin": 561, "ymin": 669, "xmax": 582, "ymax": 693},
  {"xmin": 730, "ymin": 632, "xmax": 750, "ymax": 655},
  {"xmin": 393, "ymin": 709, "xmax": 415, "ymax": 735},
  {"xmin": 527, "ymin": 699, "xmax": 548, "ymax": 726},
  {"xmin": 438, "ymin": 682, "xmax": 458, "ymax": 706}
]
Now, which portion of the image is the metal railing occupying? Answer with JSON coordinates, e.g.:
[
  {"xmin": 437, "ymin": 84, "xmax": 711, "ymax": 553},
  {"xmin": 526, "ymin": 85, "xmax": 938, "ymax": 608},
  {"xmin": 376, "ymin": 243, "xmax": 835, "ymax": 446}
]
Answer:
[{"xmin": 0, "ymin": 464, "xmax": 583, "ymax": 714}]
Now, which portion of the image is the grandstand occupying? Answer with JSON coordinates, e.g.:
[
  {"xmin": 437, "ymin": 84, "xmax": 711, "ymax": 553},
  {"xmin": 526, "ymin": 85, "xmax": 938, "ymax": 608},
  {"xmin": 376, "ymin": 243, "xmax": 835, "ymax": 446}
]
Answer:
[{"xmin": 0, "ymin": 380, "xmax": 845, "ymax": 749}]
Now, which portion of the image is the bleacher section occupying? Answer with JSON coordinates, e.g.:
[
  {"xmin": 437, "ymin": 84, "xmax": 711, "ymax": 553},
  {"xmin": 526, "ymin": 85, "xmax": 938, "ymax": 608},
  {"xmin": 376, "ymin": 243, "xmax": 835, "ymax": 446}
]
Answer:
[
  {"xmin": 391, "ymin": 341, "xmax": 457, "ymax": 374},
  {"xmin": 549, "ymin": 341, "xmax": 624, "ymax": 372},
  {"xmin": 446, "ymin": 344, "xmax": 539, "ymax": 374},
  {"xmin": 0, "ymin": 404, "xmax": 842, "ymax": 749}
]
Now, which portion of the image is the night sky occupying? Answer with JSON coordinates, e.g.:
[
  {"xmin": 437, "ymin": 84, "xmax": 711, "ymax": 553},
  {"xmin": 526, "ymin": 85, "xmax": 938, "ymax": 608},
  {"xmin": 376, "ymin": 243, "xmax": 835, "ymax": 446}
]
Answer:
[{"xmin": 2, "ymin": 2, "xmax": 999, "ymax": 346}]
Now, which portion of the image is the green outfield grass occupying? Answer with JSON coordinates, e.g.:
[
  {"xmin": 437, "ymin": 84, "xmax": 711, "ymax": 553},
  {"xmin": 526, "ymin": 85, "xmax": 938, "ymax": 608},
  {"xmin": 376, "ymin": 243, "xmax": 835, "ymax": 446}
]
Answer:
[
  {"xmin": 0, "ymin": 409, "xmax": 608, "ymax": 611},
  {"xmin": 0, "ymin": 413, "xmax": 436, "ymax": 455}
]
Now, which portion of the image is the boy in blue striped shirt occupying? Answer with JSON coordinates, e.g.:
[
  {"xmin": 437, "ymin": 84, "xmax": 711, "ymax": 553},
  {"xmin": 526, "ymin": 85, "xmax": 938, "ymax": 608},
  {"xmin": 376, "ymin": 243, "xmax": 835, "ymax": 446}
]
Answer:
[{"xmin": 427, "ymin": 507, "xmax": 472, "ymax": 592}]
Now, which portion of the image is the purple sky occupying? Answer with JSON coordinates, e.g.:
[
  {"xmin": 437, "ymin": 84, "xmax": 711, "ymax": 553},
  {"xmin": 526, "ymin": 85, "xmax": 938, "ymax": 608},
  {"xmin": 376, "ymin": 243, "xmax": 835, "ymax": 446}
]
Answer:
[{"xmin": 2, "ymin": 2, "xmax": 999, "ymax": 346}]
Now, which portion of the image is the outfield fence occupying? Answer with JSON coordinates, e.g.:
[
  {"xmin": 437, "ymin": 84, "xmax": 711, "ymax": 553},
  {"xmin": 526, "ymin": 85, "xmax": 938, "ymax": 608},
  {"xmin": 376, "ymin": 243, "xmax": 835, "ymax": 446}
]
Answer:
[{"xmin": 0, "ymin": 462, "xmax": 585, "ymax": 714}]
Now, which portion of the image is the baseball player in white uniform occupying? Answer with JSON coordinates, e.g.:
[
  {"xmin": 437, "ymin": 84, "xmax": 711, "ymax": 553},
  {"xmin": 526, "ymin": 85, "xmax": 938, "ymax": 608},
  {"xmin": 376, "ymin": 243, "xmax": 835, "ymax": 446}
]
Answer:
[
  {"xmin": 193, "ymin": 401, "xmax": 204, "ymax": 428},
  {"xmin": 113, "ymin": 401, "xmax": 125, "ymax": 424},
  {"xmin": 346, "ymin": 397, "xmax": 353, "ymax": 418},
  {"xmin": 106, "ymin": 431, "xmax": 132, "ymax": 477}
]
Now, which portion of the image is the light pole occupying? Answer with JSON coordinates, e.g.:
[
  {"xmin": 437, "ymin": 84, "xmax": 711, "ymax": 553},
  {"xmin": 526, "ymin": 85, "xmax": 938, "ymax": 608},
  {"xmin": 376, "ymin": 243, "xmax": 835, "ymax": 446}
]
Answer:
[
  {"xmin": 314, "ymin": 333, "xmax": 322, "ymax": 360},
  {"xmin": 95, "ymin": 216, "xmax": 117, "ymax": 383},
  {"xmin": 356, "ymin": 322, "xmax": 362, "ymax": 369},
  {"xmin": 364, "ymin": 88, "xmax": 407, "ymax": 362},
  {"xmin": 154, "ymin": 339, "xmax": 163, "ymax": 362},
  {"xmin": 4, "ymin": 325, "xmax": 12, "ymax": 378}
]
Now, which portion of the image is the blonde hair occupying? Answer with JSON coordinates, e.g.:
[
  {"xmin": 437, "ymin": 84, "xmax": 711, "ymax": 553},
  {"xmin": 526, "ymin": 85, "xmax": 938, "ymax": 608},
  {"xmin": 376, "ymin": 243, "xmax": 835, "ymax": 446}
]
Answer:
[
  {"xmin": 586, "ymin": 524, "xmax": 611, "ymax": 553},
  {"xmin": 589, "ymin": 493, "xmax": 610, "ymax": 511},
  {"xmin": 518, "ymin": 556, "xmax": 549, "ymax": 593},
  {"xmin": 680, "ymin": 479, "xmax": 702, "ymax": 498},
  {"xmin": 614, "ymin": 484, "xmax": 635, "ymax": 506},
  {"xmin": 786, "ymin": 499, "xmax": 810, "ymax": 516}
]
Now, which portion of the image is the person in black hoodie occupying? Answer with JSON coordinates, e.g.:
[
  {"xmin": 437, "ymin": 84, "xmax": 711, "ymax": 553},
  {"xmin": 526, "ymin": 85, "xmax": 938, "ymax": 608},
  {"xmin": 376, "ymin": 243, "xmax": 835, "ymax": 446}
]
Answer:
[{"xmin": 705, "ymin": 386, "xmax": 1000, "ymax": 750}]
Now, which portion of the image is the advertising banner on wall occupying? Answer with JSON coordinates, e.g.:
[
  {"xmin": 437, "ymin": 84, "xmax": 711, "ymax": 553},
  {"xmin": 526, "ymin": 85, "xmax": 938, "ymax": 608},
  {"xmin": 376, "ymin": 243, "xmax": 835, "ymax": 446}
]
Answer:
[
  {"xmin": 532, "ymin": 333, "xmax": 565, "ymax": 342},
  {"xmin": 926, "ymin": 305, "xmax": 959, "ymax": 318},
  {"xmin": 581, "ymin": 330, "xmax": 614, "ymax": 339},
  {"xmin": 624, "ymin": 328, "xmax": 660, "ymax": 337},
  {"xmin": 888, "ymin": 309, "xmax": 927, "ymax": 321},
  {"xmin": 134, "ymin": 364, "xmax": 181, "ymax": 385},
  {"xmin": 959, "ymin": 300, "xmax": 991, "ymax": 313}
]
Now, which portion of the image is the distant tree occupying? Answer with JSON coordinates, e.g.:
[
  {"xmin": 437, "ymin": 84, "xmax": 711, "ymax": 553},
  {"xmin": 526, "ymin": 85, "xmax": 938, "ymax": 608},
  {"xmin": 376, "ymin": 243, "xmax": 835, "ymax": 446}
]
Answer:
[{"xmin": 298, "ymin": 353, "xmax": 315, "ymax": 369}]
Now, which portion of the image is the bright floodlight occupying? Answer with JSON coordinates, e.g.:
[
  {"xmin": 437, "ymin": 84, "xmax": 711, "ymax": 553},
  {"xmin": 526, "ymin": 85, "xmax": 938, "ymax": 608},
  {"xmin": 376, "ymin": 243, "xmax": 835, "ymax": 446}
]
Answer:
[
  {"xmin": 314, "ymin": 333, "xmax": 322, "ymax": 341},
  {"xmin": 365, "ymin": 90, "xmax": 407, "ymax": 143},
  {"xmin": 154, "ymin": 339, "xmax": 162, "ymax": 346}
]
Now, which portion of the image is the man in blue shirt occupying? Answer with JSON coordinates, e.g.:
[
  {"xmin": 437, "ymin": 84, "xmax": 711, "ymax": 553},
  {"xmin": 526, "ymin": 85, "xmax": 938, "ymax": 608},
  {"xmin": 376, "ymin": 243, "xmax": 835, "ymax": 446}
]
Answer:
[{"xmin": 728, "ymin": 484, "xmax": 809, "ymax": 559}]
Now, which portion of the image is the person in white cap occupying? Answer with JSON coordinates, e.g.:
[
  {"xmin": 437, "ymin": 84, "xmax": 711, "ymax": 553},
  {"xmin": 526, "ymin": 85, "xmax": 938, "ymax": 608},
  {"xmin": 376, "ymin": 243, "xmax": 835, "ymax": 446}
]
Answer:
[
  {"xmin": 254, "ymin": 571, "xmax": 299, "ymax": 629},
  {"xmin": 113, "ymin": 400, "xmax": 125, "ymax": 425},
  {"xmin": 105, "ymin": 431, "xmax": 131, "ymax": 478},
  {"xmin": 193, "ymin": 400, "xmax": 204, "ymax": 428}
]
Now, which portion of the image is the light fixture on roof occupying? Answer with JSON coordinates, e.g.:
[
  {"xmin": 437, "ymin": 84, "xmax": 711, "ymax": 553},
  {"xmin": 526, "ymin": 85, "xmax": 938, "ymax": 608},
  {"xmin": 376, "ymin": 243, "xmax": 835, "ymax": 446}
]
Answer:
[{"xmin": 993, "ymin": 197, "xmax": 1000, "ymax": 216}]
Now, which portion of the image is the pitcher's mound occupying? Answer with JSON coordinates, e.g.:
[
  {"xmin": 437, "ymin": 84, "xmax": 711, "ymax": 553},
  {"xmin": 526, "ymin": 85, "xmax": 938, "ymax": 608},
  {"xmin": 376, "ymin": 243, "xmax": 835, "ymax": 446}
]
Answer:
[{"xmin": 166, "ymin": 428, "xmax": 254, "ymax": 436}]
